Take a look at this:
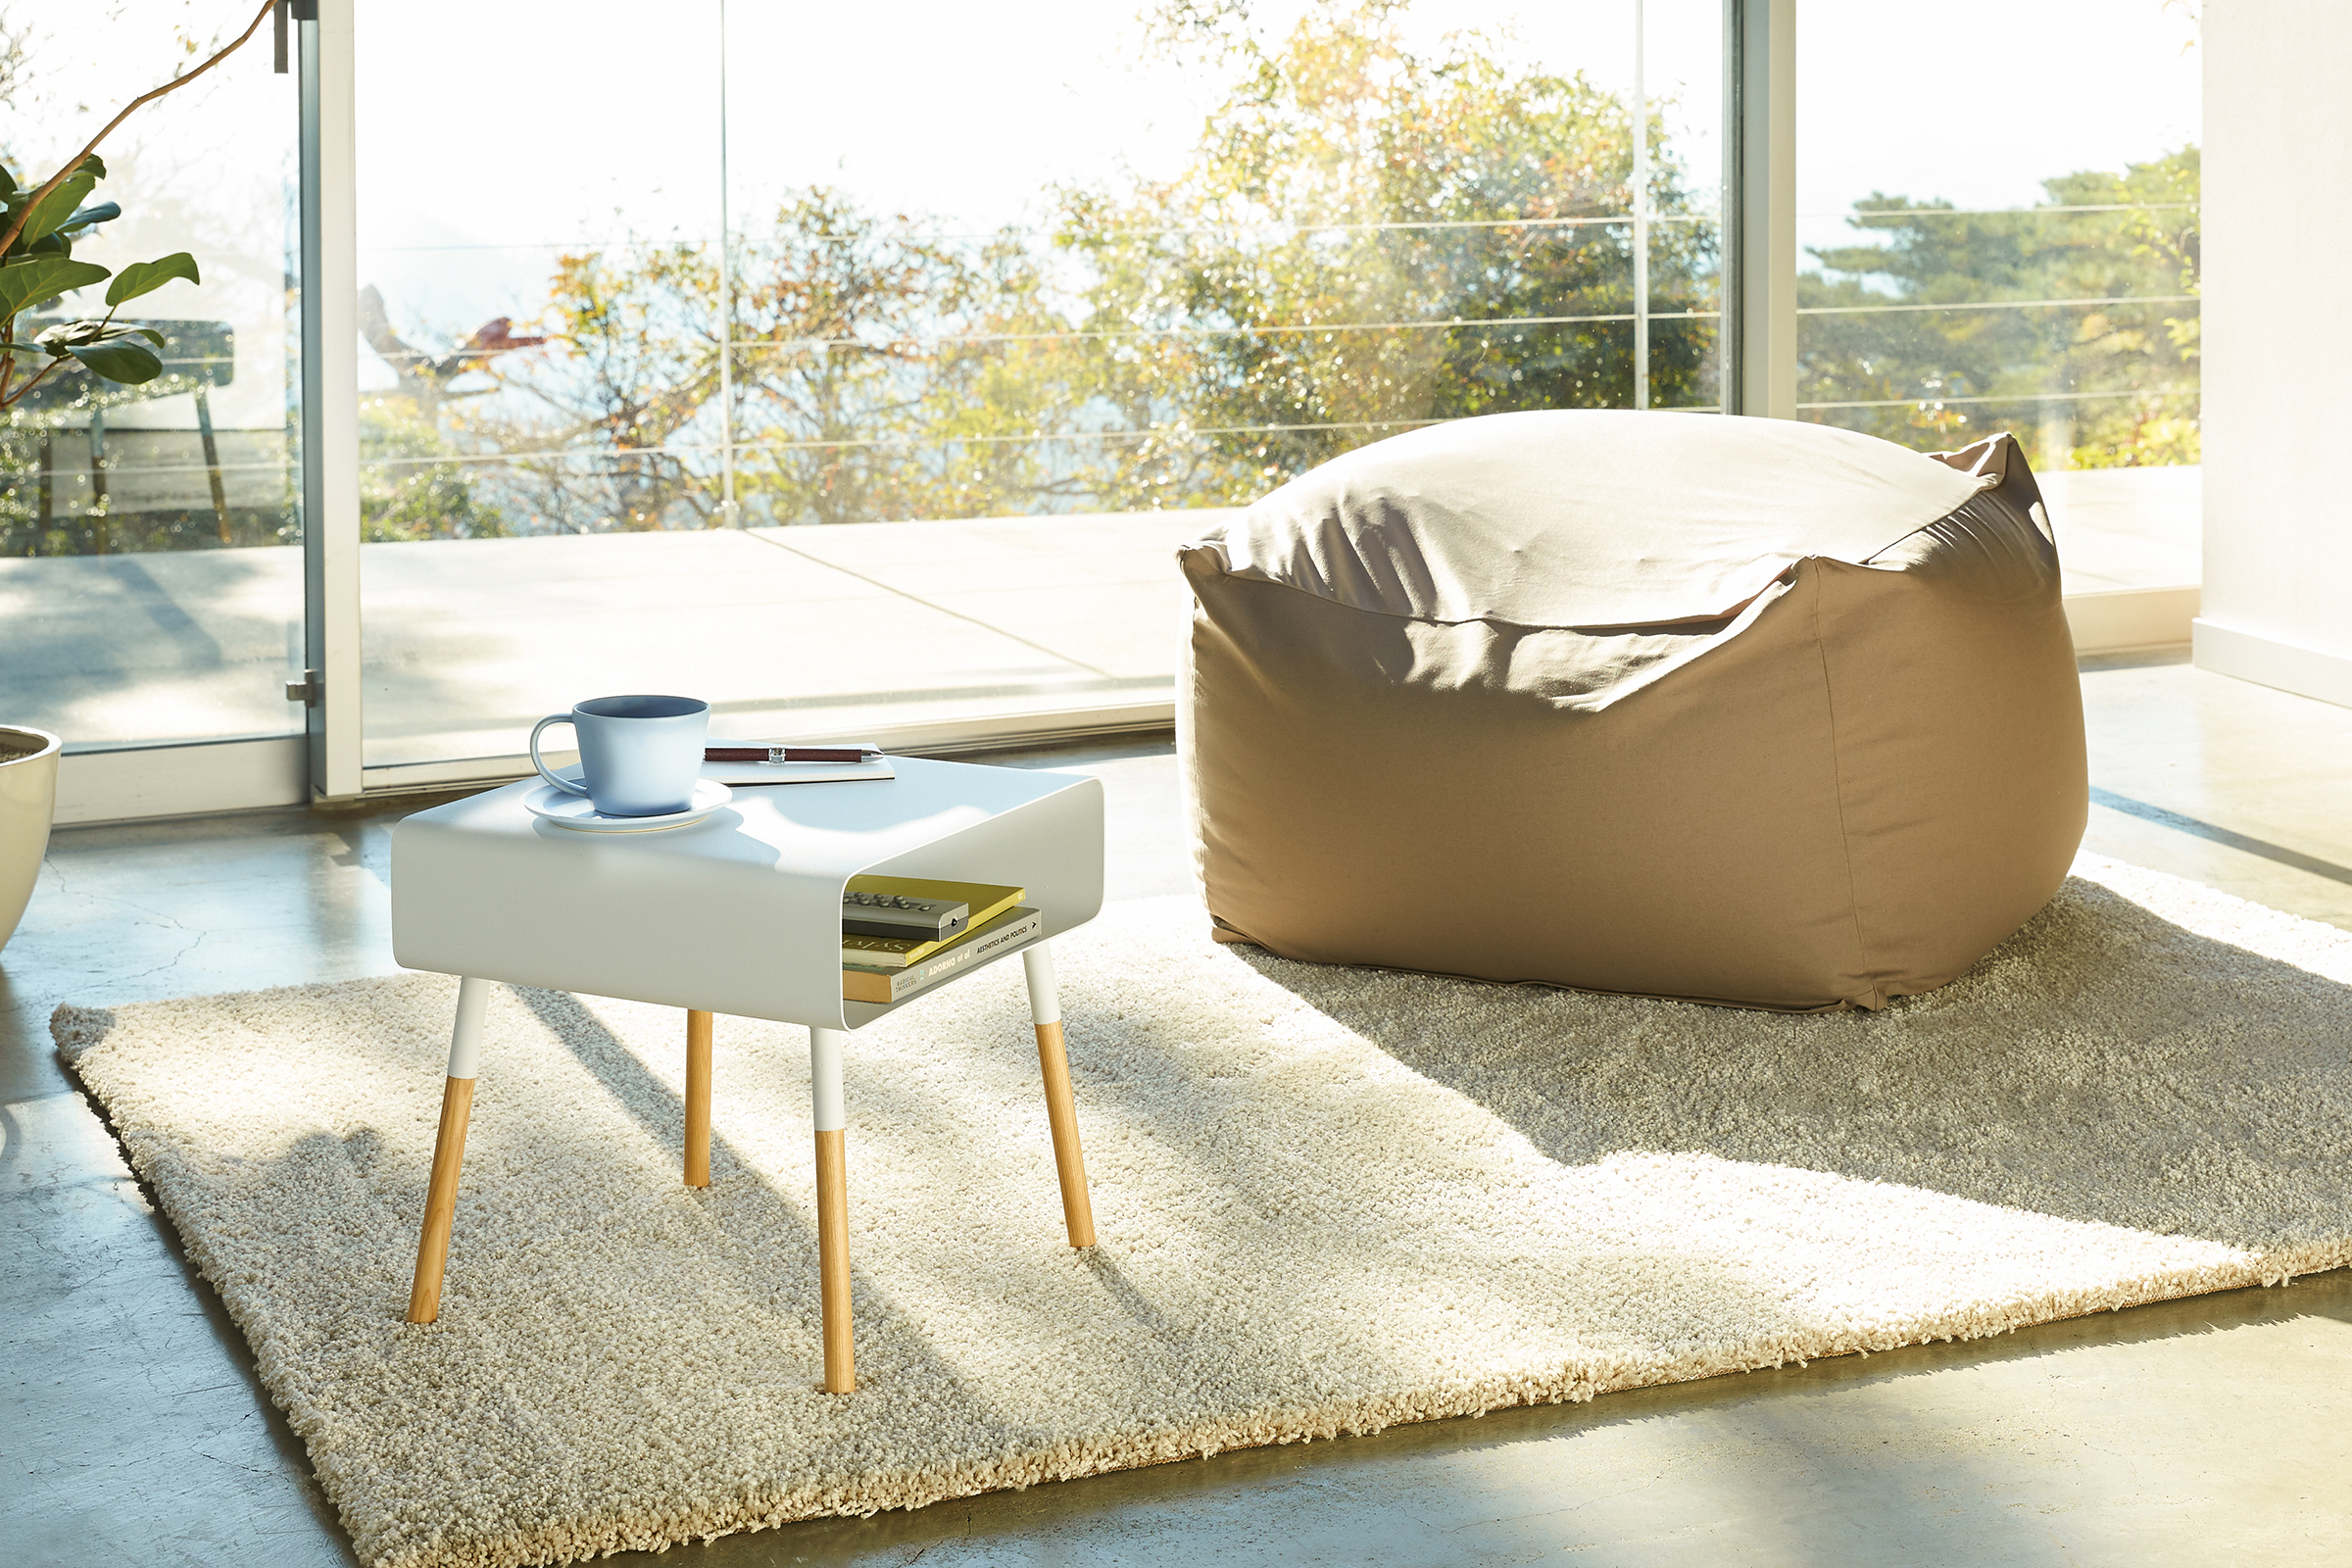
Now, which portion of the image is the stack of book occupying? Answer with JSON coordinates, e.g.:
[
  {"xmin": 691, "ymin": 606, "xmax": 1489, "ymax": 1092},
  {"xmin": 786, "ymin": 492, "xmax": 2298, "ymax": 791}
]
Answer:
[{"xmin": 838, "ymin": 874, "xmax": 1041, "ymax": 1004}]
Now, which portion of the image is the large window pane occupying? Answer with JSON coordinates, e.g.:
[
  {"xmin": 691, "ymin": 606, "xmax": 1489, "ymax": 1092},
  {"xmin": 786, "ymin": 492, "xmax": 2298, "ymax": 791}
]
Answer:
[
  {"xmin": 357, "ymin": 1, "xmax": 1721, "ymax": 771},
  {"xmin": 354, "ymin": 3, "xmax": 725, "ymax": 768},
  {"xmin": 1796, "ymin": 0, "xmax": 2201, "ymax": 591},
  {"xmin": 0, "ymin": 11, "xmax": 302, "ymax": 751}
]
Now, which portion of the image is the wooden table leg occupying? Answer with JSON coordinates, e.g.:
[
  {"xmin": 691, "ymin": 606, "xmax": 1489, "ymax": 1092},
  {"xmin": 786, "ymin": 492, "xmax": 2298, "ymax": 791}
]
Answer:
[
  {"xmin": 408, "ymin": 976, "xmax": 489, "ymax": 1324},
  {"xmin": 1023, "ymin": 944, "xmax": 1096, "ymax": 1248},
  {"xmin": 809, "ymin": 1026, "xmax": 854, "ymax": 1394},
  {"xmin": 684, "ymin": 1008, "xmax": 712, "ymax": 1188}
]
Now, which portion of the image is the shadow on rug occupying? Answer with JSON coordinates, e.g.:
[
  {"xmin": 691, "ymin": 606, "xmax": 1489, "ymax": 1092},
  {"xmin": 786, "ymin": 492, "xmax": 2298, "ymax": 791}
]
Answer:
[
  {"xmin": 1247, "ymin": 858, "xmax": 2352, "ymax": 1254},
  {"xmin": 52, "ymin": 854, "xmax": 2352, "ymax": 1568}
]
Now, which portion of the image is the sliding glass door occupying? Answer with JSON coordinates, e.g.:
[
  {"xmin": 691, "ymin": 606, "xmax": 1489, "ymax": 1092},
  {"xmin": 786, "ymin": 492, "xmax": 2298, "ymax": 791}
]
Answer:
[
  {"xmin": 0, "ymin": 8, "xmax": 304, "ymax": 813},
  {"xmin": 0, "ymin": 4, "xmax": 1733, "ymax": 813}
]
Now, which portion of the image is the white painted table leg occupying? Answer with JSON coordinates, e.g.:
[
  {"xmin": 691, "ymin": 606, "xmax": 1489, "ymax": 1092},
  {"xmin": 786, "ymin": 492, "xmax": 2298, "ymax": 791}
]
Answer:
[
  {"xmin": 809, "ymin": 1025, "xmax": 854, "ymax": 1394},
  {"xmin": 408, "ymin": 976, "xmax": 489, "ymax": 1324},
  {"xmin": 1023, "ymin": 943, "xmax": 1097, "ymax": 1248}
]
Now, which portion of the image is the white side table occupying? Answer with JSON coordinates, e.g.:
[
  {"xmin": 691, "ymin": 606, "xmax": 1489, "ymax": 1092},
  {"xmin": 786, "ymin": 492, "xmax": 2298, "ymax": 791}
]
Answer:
[{"xmin": 388, "ymin": 758, "xmax": 1104, "ymax": 1394}]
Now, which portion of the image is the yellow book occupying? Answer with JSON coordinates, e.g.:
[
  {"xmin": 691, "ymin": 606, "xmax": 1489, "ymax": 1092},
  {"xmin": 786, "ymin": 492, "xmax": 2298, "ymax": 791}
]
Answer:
[
  {"xmin": 842, "ymin": 907, "xmax": 1043, "ymax": 1004},
  {"xmin": 839, "ymin": 876, "xmax": 1025, "ymax": 968}
]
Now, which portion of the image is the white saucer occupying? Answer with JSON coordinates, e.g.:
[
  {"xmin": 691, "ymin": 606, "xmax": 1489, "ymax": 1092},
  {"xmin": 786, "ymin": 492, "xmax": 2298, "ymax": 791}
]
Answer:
[{"xmin": 523, "ymin": 778, "xmax": 734, "ymax": 833}]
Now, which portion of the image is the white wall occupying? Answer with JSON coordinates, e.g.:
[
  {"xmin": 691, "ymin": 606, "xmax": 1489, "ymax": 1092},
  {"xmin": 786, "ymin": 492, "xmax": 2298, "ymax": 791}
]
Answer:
[{"xmin": 2196, "ymin": 2, "xmax": 2352, "ymax": 707}]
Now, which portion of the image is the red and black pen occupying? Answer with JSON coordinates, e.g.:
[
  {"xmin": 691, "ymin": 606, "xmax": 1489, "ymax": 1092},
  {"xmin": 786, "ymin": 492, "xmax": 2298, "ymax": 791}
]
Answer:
[{"xmin": 704, "ymin": 745, "xmax": 879, "ymax": 764}]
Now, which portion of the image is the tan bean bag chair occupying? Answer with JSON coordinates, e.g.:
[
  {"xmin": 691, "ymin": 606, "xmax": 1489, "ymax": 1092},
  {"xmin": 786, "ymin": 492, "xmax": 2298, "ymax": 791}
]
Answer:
[{"xmin": 1177, "ymin": 410, "xmax": 2086, "ymax": 1011}]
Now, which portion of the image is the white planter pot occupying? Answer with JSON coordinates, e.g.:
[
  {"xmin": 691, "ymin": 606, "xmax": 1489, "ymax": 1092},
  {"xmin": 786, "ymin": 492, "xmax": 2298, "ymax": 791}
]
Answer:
[{"xmin": 0, "ymin": 726, "xmax": 60, "ymax": 954}]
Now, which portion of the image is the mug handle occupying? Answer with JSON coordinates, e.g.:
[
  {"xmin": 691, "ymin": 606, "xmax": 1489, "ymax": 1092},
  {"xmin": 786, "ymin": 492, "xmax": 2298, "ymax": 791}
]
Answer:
[{"xmin": 530, "ymin": 714, "xmax": 590, "ymax": 795}]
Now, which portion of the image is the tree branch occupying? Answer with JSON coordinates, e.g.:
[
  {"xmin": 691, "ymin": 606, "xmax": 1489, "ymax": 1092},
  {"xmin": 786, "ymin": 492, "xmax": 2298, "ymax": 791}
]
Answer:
[
  {"xmin": 0, "ymin": 0, "xmax": 277, "ymax": 260},
  {"xmin": 2, "ymin": 352, "xmax": 71, "ymax": 411}
]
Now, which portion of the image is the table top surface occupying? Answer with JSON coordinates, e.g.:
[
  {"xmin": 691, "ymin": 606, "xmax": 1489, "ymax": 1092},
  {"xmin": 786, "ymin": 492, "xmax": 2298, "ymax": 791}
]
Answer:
[{"xmin": 397, "ymin": 755, "xmax": 1094, "ymax": 880}]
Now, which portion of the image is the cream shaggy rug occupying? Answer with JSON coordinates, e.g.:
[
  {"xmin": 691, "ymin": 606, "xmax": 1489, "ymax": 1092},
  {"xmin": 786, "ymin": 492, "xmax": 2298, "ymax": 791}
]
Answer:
[{"xmin": 55, "ymin": 855, "xmax": 2352, "ymax": 1568}]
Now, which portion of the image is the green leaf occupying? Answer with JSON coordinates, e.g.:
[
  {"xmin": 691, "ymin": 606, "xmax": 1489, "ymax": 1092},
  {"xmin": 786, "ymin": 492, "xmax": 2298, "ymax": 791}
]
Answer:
[
  {"xmin": 11, "ymin": 160, "xmax": 102, "ymax": 251},
  {"xmin": 56, "ymin": 201, "xmax": 121, "ymax": 235},
  {"xmin": 11, "ymin": 320, "xmax": 172, "ymax": 398},
  {"xmin": 104, "ymin": 252, "xmax": 200, "ymax": 308},
  {"xmin": 0, "ymin": 257, "xmax": 112, "ymax": 318},
  {"xmin": 64, "ymin": 334, "xmax": 163, "ymax": 384}
]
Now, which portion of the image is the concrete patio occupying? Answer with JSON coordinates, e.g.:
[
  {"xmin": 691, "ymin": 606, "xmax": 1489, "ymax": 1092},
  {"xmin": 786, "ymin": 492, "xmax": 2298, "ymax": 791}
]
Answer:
[
  {"xmin": 1, "ymin": 466, "xmax": 2199, "ymax": 807},
  {"xmin": 2, "ymin": 513, "xmax": 1214, "ymax": 770}
]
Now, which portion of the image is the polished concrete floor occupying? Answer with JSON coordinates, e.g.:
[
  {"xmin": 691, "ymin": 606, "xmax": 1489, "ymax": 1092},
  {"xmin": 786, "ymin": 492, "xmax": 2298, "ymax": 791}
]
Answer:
[{"xmin": 6, "ymin": 652, "xmax": 2351, "ymax": 1565}]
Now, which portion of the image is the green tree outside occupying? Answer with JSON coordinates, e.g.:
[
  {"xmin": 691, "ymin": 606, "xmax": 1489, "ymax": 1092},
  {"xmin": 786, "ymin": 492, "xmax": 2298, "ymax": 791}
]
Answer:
[
  {"xmin": 456, "ymin": 0, "xmax": 1713, "ymax": 527},
  {"xmin": 1054, "ymin": 0, "xmax": 1717, "ymax": 509},
  {"xmin": 1798, "ymin": 147, "xmax": 2199, "ymax": 469}
]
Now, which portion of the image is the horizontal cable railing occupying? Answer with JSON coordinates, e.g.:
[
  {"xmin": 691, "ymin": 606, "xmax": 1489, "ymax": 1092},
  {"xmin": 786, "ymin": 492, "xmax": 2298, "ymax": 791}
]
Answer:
[
  {"xmin": 361, "ymin": 201, "xmax": 2192, "ymax": 258},
  {"xmin": 343, "ymin": 407, "xmax": 1729, "ymax": 472},
  {"xmin": 1798, "ymin": 386, "xmax": 2198, "ymax": 412},
  {"xmin": 362, "ymin": 211, "xmax": 1725, "ymax": 255},
  {"xmin": 1796, "ymin": 201, "xmax": 2197, "ymax": 221},
  {"xmin": 341, "ymin": 420, "xmax": 1446, "ymax": 470},
  {"xmin": 722, "ymin": 406, "xmax": 1725, "ymax": 453},
  {"xmin": 1, "ymin": 458, "xmax": 292, "ymax": 481},
  {"xmin": 5, "ymin": 386, "xmax": 2166, "ymax": 482},
  {"xmin": 1798, "ymin": 293, "xmax": 2196, "ymax": 317},
  {"xmin": 723, "ymin": 308, "xmax": 1723, "ymax": 353}
]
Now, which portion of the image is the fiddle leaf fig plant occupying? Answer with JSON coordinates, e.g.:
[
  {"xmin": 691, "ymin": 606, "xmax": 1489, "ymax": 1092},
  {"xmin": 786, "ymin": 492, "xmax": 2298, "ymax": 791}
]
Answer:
[
  {"xmin": 0, "ymin": 154, "xmax": 200, "ymax": 403},
  {"xmin": 0, "ymin": 0, "xmax": 278, "ymax": 409}
]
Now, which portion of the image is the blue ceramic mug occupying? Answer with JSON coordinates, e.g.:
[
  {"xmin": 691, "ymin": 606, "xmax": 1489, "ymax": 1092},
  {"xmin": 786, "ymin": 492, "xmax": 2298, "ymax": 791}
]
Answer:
[{"xmin": 530, "ymin": 695, "xmax": 710, "ymax": 816}]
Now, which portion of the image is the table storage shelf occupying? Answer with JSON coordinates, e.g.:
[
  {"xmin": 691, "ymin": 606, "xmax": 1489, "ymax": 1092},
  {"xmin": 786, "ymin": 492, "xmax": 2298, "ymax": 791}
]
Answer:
[{"xmin": 393, "ymin": 758, "xmax": 1103, "ymax": 1029}]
